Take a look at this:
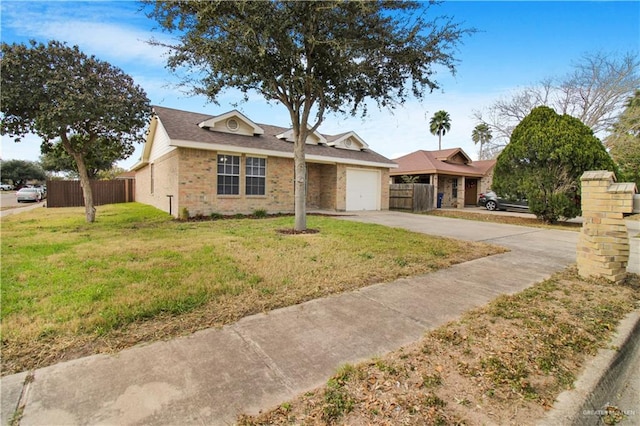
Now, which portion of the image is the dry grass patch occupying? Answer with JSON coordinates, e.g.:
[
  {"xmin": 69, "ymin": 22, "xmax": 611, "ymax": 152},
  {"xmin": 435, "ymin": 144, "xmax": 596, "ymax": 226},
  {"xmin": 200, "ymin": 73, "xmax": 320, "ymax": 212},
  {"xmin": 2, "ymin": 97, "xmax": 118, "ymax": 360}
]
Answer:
[
  {"xmin": 1, "ymin": 203, "xmax": 502, "ymax": 375},
  {"xmin": 427, "ymin": 209, "xmax": 582, "ymax": 231},
  {"xmin": 239, "ymin": 268, "xmax": 640, "ymax": 426}
]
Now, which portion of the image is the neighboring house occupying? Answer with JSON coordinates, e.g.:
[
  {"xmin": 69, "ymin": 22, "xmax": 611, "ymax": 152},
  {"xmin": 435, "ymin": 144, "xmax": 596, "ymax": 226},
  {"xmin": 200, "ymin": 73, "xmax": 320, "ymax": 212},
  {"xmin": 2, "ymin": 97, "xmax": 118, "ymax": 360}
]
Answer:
[
  {"xmin": 132, "ymin": 106, "xmax": 396, "ymax": 217},
  {"xmin": 390, "ymin": 149, "xmax": 496, "ymax": 208},
  {"xmin": 116, "ymin": 171, "xmax": 136, "ymax": 180}
]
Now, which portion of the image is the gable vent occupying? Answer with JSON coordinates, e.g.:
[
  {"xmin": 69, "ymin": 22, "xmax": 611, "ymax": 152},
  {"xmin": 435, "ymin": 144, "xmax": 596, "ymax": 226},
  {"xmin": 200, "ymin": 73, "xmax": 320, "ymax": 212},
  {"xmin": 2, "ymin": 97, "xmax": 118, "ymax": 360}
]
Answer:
[{"xmin": 226, "ymin": 118, "xmax": 239, "ymax": 131}]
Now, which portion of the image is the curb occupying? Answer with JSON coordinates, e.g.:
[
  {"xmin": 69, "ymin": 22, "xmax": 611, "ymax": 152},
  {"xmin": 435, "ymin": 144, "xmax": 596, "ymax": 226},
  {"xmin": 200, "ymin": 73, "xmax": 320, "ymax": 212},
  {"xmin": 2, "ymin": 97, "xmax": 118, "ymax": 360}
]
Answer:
[{"xmin": 538, "ymin": 308, "xmax": 640, "ymax": 426}]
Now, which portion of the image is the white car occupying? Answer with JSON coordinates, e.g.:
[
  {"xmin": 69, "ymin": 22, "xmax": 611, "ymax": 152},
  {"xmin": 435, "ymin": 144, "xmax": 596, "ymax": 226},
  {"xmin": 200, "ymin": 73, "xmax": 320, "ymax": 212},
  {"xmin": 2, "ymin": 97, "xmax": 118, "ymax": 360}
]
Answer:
[
  {"xmin": 16, "ymin": 187, "xmax": 42, "ymax": 202},
  {"xmin": 0, "ymin": 184, "xmax": 14, "ymax": 191}
]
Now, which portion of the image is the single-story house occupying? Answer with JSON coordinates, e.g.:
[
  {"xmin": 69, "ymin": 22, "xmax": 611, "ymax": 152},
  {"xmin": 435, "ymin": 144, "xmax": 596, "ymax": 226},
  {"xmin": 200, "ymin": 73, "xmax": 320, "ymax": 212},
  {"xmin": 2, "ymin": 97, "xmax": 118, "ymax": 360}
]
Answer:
[
  {"xmin": 132, "ymin": 106, "xmax": 396, "ymax": 217},
  {"xmin": 390, "ymin": 149, "xmax": 496, "ymax": 208}
]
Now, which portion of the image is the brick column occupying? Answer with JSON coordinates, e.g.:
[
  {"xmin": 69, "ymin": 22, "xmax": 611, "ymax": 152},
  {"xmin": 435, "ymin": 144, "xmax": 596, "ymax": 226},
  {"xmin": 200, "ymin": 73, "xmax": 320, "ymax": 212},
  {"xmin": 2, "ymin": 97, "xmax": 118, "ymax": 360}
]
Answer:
[
  {"xmin": 457, "ymin": 176, "xmax": 466, "ymax": 209},
  {"xmin": 577, "ymin": 171, "xmax": 637, "ymax": 283},
  {"xmin": 432, "ymin": 174, "xmax": 439, "ymax": 208}
]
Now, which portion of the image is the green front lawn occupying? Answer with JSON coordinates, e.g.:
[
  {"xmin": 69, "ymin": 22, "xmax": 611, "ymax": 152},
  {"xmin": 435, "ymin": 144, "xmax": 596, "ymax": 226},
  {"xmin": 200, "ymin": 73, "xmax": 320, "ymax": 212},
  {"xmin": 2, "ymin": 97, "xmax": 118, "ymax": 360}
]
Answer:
[{"xmin": 1, "ymin": 203, "xmax": 502, "ymax": 374}]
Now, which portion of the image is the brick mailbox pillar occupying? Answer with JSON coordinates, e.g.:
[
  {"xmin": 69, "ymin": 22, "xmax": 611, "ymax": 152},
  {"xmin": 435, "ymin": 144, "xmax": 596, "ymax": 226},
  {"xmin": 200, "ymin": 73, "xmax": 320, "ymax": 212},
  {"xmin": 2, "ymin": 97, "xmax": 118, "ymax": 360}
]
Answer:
[{"xmin": 577, "ymin": 171, "xmax": 637, "ymax": 283}]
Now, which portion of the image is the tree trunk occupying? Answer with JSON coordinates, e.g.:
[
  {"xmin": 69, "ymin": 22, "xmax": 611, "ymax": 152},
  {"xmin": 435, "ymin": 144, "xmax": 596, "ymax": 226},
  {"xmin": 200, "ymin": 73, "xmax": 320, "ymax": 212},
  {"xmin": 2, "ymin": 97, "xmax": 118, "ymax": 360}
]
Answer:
[
  {"xmin": 293, "ymin": 135, "xmax": 307, "ymax": 231},
  {"xmin": 60, "ymin": 134, "xmax": 96, "ymax": 222},
  {"xmin": 76, "ymin": 155, "xmax": 96, "ymax": 223}
]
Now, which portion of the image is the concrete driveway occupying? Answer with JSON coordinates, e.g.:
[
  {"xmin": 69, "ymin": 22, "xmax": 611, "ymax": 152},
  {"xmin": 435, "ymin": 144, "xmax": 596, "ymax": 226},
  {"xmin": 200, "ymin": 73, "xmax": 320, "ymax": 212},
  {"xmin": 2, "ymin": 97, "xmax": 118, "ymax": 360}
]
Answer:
[
  {"xmin": 1, "ymin": 210, "xmax": 580, "ymax": 426},
  {"xmin": 340, "ymin": 210, "xmax": 578, "ymax": 264}
]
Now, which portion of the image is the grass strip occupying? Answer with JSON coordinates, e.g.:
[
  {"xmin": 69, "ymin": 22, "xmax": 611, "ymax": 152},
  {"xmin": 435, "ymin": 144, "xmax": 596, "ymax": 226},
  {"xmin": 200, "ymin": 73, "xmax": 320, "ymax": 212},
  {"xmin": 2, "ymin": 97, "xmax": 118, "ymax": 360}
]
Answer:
[
  {"xmin": 426, "ymin": 209, "xmax": 583, "ymax": 231},
  {"xmin": 239, "ymin": 268, "xmax": 640, "ymax": 425}
]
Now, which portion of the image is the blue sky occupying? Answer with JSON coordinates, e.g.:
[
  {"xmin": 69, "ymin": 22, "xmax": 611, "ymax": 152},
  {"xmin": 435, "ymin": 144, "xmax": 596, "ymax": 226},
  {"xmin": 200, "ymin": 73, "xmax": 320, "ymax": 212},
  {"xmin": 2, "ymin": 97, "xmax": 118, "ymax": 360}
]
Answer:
[{"xmin": 1, "ymin": 1, "xmax": 638, "ymax": 169}]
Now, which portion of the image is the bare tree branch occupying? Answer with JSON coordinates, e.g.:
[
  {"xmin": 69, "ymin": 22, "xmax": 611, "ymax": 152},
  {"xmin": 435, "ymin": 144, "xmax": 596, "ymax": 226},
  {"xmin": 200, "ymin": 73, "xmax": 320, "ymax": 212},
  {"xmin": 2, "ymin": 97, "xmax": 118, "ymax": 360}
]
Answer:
[{"xmin": 474, "ymin": 52, "xmax": 639, "ymax": 158}]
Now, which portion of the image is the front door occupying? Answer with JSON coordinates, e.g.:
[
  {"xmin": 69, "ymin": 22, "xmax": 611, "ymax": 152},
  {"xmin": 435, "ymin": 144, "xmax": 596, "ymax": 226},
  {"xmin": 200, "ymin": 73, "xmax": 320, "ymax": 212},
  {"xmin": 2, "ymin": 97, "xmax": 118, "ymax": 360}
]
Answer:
[{"xmin": 464, "ymin": 179, "xmax": 478, "ymax": 206}]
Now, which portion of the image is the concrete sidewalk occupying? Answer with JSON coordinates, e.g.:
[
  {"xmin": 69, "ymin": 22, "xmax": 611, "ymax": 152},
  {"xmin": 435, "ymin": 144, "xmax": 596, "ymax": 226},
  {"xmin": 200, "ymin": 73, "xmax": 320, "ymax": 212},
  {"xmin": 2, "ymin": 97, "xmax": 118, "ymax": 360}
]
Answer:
[
  {"xmin": 2, "ymin": 211, "xmax": 580, "ymax": 425},
  {"xmin": 0, "ymin": 202, "xmax": 43, "ymax": 218}
]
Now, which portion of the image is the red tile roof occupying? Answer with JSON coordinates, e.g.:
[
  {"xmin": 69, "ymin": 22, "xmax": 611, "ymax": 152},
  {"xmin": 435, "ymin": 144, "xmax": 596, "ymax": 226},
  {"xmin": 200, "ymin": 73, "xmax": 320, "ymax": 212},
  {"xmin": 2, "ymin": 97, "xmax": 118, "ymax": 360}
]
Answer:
[{"xmin": 391, "ymin": 149, "xmax": 495, "ymax": 177}]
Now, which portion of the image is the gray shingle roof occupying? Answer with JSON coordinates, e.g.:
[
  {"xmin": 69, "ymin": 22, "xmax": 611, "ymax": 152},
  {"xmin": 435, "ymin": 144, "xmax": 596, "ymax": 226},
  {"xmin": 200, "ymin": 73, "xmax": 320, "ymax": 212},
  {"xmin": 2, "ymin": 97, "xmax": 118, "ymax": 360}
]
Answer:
[{"xmin": 153, "ymin": 106, "xmax": 395, "ymax": 166}]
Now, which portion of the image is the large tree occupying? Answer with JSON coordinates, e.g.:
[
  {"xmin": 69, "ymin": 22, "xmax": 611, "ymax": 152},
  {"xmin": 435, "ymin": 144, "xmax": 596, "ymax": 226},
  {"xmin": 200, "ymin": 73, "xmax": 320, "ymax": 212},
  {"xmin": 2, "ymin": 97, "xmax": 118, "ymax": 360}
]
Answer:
[
  {"xmin": 493, "ymin": 106, "xmax": 617, "ymax": 223},
  {"xmin": 0, "ymin": 159, "xmax": 47, "ymax": 188},
  {"xmin": 474, "ymin": 52, "xmax": 640, "ymax": 155},
  {"xmin": 429, "ymin": 110, "xmax": 451, "ymax": 151},
  {"xmin": 1, "ymin": 40, "xmax": 151, "ymax": 222},
  {"xmin": 605, "ymin": 90, "xmax": 640, "ymax": 187},
  {"xmin": 146, "ymin": 0, "xmax": 473, "ymax": 231}
]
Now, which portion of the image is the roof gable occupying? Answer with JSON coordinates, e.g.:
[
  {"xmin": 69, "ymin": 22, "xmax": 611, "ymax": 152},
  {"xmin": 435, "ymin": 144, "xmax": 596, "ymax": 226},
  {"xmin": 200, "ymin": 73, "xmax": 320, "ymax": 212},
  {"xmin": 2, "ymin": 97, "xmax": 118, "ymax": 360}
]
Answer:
[
  {"xmin": 326, "ymin": 131, "xmax": 369, "ymax": 151},
  {"xmin": 198, "ymin": 110, "xmax": 264, "ymax": 136},
  {"xmin": 275, "ymin": 128, "xmax": 327, "ymax": 145},
  {"xmin": 434, "ymin": 148, "xmax": 472, "ymax": 165}
]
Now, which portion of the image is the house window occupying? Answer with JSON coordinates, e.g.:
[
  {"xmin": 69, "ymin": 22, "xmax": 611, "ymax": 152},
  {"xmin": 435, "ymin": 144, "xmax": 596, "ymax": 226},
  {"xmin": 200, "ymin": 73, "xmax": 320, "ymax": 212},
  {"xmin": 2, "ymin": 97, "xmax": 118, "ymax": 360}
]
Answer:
[
  {"xmin": 246, "ymin": 157, "xmax": 266, "ymax": 195},
  {"xmin": 452, "ymin": 179, "xmax": 458, "ymax": 198},
  {"xmin": 217, "ymin": 154, "xmax": 240, "ymax": 195},
  {"xmin": 150, "ymin": 163, "xmax": 154, "ymax": 194}
]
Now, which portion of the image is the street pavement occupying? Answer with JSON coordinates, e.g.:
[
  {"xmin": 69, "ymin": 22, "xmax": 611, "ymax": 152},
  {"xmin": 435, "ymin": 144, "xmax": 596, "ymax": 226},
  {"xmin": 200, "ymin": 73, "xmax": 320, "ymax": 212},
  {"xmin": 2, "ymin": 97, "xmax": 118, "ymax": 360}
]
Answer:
[
  {"xmin": 0, "ymin": 210, "xmax": 634, "ymax": 425},
  {"xmin": 0, "ymin": 191, "xmax": 44, "ymax": 217}
]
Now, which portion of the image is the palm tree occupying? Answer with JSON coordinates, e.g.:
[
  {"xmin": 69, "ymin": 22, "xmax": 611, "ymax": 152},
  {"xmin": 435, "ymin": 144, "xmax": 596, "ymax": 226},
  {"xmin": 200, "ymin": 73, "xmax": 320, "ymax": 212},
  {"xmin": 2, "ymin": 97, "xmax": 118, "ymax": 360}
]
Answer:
[
  {"xmin": 472, "ymin": 123, "xmax": 492, "ymax": 159},
  {"xmin": 429, "ymin": 110, "xmax": 451, "ymax": 150}
]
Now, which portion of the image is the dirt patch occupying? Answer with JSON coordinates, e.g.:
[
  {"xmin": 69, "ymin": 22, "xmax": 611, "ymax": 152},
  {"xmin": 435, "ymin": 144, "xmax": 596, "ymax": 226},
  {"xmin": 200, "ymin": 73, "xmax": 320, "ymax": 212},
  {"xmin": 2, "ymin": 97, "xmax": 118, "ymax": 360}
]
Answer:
[
  {"xmin": 276, "ymin": 228, "xmax": 321, "ymax": 235},
  {"xmin": 238, "ymin": 269, "xmax": 640, "ymax": 426}
]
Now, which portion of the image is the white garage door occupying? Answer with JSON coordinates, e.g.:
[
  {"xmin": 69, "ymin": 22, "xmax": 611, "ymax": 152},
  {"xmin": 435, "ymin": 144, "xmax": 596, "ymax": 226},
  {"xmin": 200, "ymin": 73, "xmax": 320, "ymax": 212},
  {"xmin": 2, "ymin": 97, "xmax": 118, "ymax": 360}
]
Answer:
[{"xmin": 346, "ymin": 169, "xmax": 380, "ymax": 211}]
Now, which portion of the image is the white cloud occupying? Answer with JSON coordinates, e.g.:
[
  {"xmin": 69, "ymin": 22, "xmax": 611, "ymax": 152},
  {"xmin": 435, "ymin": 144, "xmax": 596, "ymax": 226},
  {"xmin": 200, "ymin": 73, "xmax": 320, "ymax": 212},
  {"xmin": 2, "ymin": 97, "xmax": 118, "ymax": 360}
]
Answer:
[
  {"xmin": 50, "ymin": 22, "xmax": 171, "ymax": 68},
  {"xmin": 2, "ymin": 2, "xmax": 172, "ymax": 68}
]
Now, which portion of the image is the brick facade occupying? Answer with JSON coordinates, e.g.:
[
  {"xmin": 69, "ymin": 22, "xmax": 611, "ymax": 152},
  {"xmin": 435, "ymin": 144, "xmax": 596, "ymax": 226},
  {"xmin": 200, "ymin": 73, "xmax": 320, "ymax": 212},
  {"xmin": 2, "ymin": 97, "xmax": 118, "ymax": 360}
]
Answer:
[
  {"xmin": 135, "ymin": 150, "xmax": 180, "ymax": 215},
  {"xmin": 479, "ymin": 171, "xmax": 494, "ymax": 198},
  {"xmin": 133, "ymin": 107, "xmax": 395, "ymax": 217},
  {"xmin": 136, "ymin": 148, "xmax": 390, "ymax": 217},
  {"xmin": 577, "ymin": 171, "xmax": 638, "ymax": 283}
]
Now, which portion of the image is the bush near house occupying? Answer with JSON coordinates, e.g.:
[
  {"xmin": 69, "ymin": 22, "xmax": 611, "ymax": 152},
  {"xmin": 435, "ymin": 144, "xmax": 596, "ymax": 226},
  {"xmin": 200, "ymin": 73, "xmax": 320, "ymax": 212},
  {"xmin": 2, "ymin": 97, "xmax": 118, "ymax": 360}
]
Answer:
[{"xmin": 494, "ymin": 106, "xmax": 617, "ymax": 223}]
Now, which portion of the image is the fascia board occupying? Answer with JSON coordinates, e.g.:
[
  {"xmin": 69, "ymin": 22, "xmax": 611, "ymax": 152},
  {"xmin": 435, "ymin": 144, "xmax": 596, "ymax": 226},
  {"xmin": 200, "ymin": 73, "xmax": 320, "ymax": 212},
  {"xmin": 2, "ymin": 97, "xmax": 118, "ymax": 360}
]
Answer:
[
  {"xmin": 389, "ymin": 169, "xmax": 437, "ymax": 176},
  {"xmin": 130, "ymin": 160, "xmax": 148, "ymax": 171},
  {"xmin": 389, "ymin": 168, "xmax": 485, "ymax": 177},
  {"xmin": 141, "ymin": 116, "xmax": 159, "ymax": 163}
]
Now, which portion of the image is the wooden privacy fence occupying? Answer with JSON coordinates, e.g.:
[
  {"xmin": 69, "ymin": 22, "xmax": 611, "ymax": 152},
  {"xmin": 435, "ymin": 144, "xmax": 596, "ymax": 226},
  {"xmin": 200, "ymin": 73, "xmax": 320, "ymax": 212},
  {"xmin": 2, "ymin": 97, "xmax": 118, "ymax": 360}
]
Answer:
[
  {"xmin": 389, "ymin": 183, "xmax": 434, "ymax": 212},
  {"xmin": 46, "ymin": 179, "xmax": 135, "ymax": 207}
]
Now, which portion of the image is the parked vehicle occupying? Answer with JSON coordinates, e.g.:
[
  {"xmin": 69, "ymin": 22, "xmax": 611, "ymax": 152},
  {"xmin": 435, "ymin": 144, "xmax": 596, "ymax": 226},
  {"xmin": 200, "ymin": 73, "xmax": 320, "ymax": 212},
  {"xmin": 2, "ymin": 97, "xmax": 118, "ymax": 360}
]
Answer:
[
  {"xmin": 478, "ymin": 190, "xmax": 529, "ymax": 212},
  {"xmin": 0, "ymin": 184, "xmax": 14, "ymax": 191},
  {"xmin": 34, "ymin": 185, "xmax": 47, "ymax": 199},
  {"xmin": 16, "ymin": 187, "xmax": 43, "ymax": 202}
]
